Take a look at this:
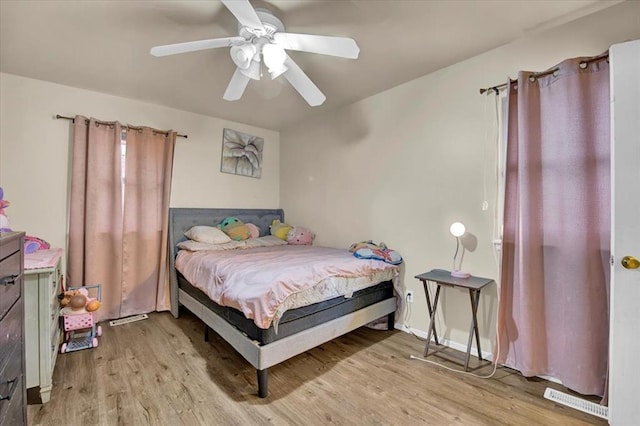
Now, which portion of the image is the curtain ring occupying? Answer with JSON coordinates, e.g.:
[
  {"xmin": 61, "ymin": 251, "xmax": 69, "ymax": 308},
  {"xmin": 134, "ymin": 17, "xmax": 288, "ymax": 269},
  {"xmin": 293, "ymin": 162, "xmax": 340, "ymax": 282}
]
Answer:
[
  {"xmin": 579, "ymin": 62, "xmax": 588, "ymax": 69},
  {"xmin": 528, "ymin": 75, "xmax": 536, "ymax": 83},
  {"xmin": 94, "ymin": 121, "xmax": 99, "ymax": 127},
  {"xmin": 552, "ymin": 70, "xmax": 560, "ymax": 77},
  {"xmin": 138, "ymin": 128, "xmax": 143, "ymax": 134}
]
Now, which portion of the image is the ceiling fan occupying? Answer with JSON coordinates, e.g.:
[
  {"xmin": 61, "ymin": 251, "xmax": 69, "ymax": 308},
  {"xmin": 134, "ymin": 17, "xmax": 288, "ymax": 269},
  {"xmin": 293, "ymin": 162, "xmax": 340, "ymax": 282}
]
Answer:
[{"xmin": 150, "ymin": 0, "xmax": 360, "ymax": 107}]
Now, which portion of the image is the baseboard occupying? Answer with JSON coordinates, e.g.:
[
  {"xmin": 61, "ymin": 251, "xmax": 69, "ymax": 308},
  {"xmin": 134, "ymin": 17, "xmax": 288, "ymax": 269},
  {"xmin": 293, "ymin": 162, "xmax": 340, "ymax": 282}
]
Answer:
[{"xmin": 398, "ymin": 324, "xmax": 495, "ymax": 361}]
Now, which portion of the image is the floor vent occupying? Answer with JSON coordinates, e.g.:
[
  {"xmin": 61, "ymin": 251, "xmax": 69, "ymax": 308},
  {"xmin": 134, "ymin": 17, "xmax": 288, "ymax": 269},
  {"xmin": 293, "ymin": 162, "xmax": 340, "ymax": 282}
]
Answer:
[
  {"xmin": 544, "ymin": 387, "xmax": 608, "ymax": 420},
  {"xmin": 109, "ymin": 314, "xmax": 149, "ymax": 327}
]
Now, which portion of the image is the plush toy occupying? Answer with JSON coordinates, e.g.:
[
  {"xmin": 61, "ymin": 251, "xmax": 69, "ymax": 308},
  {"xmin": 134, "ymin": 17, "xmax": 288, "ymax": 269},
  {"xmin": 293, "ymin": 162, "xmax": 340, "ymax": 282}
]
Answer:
[
  {"xmin": 286, "ymin": 226, "xmax": 315, "ymax": 245},
  {"xmin": 245, "ymin": 223, "xmax": 260, "ymax": 239},
  {"xmin": 218, "ymin": 217, "xmax": 251, "ymax": 241},
  {"xmin": 0, "ymin": 187, "xmax": 11, "ymax": 233},
  {"xmin": 270, "ymin": 219, "xmax": 292, "ymax": 241},
  {"xmin": 24, "ymin": 236, "xmax": 51, "ymax": 254},
  {"xmin": 59, "ymin": 287, "xmax": 101, "ymax": 314}
]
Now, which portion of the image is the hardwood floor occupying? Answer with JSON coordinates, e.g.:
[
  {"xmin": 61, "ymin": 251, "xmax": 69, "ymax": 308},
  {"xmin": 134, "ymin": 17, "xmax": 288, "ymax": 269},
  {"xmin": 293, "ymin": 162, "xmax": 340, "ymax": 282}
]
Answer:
[{"xmin": 27, "ymin": 311, "xmax": 606, "ymax": 425}]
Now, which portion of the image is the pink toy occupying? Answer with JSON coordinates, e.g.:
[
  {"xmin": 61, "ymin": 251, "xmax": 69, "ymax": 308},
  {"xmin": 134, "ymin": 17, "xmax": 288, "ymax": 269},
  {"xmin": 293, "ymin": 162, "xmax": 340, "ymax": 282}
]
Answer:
[
  {"xmin": 0, "ymin": 187, "xmax": 10, "ymax": 232},
  {"xmin": 286, "ymin": 226, "xmax": 315, "ymax": 245}
]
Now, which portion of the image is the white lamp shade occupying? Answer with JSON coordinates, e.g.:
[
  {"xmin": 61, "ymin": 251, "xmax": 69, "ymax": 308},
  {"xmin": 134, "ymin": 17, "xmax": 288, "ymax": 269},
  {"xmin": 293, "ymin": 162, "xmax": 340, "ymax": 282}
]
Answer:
[
  {"xmin": 450, "ymin": 222, "xmax": 466, "ymax": 237},
  {"xmin": 262, "ymin": 43, "xmax": 287, "ymax": 77},
  {"xmin": 230, "ymin": 44, "xmax": 256, "ymax": 70},
  {"xmin": 239, "ymin": 59, "xmax": 261, "ymax": 80}
]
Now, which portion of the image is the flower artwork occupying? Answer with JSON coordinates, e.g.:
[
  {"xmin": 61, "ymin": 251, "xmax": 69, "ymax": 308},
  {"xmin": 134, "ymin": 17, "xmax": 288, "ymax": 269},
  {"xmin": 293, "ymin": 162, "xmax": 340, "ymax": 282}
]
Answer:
[{"xmin": 221, "ymin": 128, "xmax": 263, "ymax": 178}]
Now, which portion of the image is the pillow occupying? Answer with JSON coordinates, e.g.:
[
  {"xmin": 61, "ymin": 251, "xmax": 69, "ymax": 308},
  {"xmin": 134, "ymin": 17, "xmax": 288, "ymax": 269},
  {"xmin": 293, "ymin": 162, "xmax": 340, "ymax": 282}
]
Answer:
[
  {"xmin": 184, "ymin": 226, "xmax": 232, "ymax": 244},
  {"xmin": 177, "ymin": 239, "xmax": 245, "ymax": 252},
  {"xmin": 244, "ymin": 235, "xmax": 288, "ymax": 248}
]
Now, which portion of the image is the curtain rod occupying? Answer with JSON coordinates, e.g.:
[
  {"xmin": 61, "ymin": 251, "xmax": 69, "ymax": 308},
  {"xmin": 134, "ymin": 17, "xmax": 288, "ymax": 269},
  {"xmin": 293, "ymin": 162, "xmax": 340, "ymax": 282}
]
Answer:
[
  {"xmin": 55, "ymin": 114, "xmax": 188, "ymax": 139},
  {"xmin": 479, "ymin": 52, "xmax": 609, "ymax": 95}
]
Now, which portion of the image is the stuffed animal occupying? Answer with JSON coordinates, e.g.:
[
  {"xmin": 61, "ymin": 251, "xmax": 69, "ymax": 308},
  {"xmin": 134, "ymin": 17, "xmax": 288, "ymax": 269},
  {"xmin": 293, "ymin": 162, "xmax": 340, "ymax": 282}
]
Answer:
[
  {"xmin": 286, "ymin": 226, "xmax": 315, "ymax": 245},
  {"xmin": 0, "ymin": 187, "xmax": 11, "ymax": 233},
  {"xmin": 24, "ymin": 236, "xmax": 51, "ymax": 254},
  {"xmin": 218, "ymin": 217, "xmax": 251, "ymax": 241},
  {"xmin": 270, "ymin": 219, "xmax": 292, "ymax": 241},
  {"xmin": 59, "ymin": 287, "xmax": 101, "ymax": 313},
  {"xmin": 245, "ymin": 223, "xmax": 260, "ymax": 239}
]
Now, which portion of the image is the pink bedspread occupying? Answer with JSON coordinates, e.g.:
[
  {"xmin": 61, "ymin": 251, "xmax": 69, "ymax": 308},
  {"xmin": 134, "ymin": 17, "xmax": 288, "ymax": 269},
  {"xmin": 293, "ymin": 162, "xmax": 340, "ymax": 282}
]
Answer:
[{"xmin": 175, "ymin": 245, "xmax": 399, "ymax": 329}]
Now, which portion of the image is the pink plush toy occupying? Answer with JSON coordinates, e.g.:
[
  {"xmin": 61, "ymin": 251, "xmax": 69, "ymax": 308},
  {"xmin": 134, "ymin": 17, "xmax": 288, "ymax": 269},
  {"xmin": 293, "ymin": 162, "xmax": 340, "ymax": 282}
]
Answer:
[
  {"xmin": 0, "ymin": 187, "xmax": 11, "ymax": 233},
  {"xmin": 286, "ymin": 226, "xmax": 315, "ymax": 245}
]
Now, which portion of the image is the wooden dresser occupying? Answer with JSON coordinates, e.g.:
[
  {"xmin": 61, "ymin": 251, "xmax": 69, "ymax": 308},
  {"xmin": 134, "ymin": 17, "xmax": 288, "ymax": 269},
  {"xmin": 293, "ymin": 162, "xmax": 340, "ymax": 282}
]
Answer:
[
  {"xmin": 24, "ymin": 248, "xmax": 63, "ymax": 404},
  {"xmin": 0, "ymin": 232, "xmax": 27, "ymax": 425}
]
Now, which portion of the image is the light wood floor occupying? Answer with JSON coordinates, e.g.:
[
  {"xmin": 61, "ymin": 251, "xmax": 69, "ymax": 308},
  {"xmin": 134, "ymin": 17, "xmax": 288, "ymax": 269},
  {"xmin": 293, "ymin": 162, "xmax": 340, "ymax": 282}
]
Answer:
[{"xmin": 27, "ymin": 311, "xmax": 606, "ymax": 425}]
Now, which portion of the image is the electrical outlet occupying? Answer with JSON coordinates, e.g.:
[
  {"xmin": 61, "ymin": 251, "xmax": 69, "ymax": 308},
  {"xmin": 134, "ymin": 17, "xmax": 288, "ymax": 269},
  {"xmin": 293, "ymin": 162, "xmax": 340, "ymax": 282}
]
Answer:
[{"xmin": 406, "ymin": 291, "xmax": 414, "ymax": 303}]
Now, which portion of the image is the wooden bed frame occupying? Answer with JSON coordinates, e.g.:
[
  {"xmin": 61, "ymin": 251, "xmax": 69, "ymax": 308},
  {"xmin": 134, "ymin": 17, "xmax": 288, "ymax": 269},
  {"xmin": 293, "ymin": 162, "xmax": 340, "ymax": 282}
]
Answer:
[{"xmin": 168, "ymin": 208, "xmax": 397, "ymax": 397}]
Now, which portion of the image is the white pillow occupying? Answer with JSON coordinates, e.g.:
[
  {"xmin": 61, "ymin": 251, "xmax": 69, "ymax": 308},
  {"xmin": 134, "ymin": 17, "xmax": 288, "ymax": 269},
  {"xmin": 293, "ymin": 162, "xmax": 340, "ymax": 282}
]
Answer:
[{"xmin": 184, "ymin": 226, "xmax": 232, "ymax": 244}]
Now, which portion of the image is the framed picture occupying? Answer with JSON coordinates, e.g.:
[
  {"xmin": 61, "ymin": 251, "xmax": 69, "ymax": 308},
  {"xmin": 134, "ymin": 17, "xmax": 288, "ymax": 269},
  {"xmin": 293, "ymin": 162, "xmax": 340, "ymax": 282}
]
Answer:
[{"xmin": 220, "ymin": 128, "xmax": 263, "ymax": 179}]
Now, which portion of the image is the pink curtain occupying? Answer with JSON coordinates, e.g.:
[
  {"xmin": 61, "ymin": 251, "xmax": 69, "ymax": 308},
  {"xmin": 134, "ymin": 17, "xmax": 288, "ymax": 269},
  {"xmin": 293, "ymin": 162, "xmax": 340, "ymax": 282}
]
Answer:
[
  {"xmin": 121, "ymin": 127, "xmax": 176, "ymax": 315},
  {"xmin": 68, "ymin": 117, "xmax": 176, "ymax": 321},
  {"xmin": 68, "ymin": 117, "xmax": 124, "ymax": 321},
  {"xmin": 496, "ymin": 56, "xmax": 610, "ymax": 396}
]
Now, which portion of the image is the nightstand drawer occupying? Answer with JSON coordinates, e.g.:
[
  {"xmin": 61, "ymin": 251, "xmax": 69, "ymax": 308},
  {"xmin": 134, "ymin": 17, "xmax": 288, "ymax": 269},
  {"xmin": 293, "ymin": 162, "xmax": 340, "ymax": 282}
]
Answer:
[{"xmin": 0, "ymin": 250, "xmax": 22, "ymax": 321}]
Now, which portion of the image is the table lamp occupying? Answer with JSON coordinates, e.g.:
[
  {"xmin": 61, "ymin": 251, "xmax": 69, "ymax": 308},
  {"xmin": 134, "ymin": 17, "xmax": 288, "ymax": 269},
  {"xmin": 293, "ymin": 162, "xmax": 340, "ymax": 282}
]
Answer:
[{"xmin": 450, "ymin": 222, "xmax": 470, "ymax": 278}]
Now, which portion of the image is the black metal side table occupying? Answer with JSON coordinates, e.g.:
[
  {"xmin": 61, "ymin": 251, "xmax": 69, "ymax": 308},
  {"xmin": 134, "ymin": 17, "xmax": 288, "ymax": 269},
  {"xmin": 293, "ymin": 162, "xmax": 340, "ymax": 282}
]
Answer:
[{"xmin": 415, "ymin": 269, "xmax": 494, "ymax": 371}]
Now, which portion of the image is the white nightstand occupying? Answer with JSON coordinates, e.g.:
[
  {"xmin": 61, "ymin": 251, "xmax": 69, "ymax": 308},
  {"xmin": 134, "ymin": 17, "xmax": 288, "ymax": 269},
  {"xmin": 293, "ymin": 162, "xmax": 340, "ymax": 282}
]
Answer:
[{"xmin": 24, "ymin": 248, "xmax": 63, "ymax": 404}]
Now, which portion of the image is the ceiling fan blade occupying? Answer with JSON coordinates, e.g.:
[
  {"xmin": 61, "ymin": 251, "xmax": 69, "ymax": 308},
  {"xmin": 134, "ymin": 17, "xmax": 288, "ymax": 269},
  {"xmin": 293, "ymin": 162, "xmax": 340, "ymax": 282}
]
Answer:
[
  {"xmin": 221, "ymin": 0, "xmax": 264, "ymax": 31},
  {"xmin": 150, "ymin": 37, "xmax": 244, "ymax": 57},
  {"xmin": 282, "ymin": 56, "xmax": 326, "ymax": 107},
  {"xmin": 274, "ymin": 33, "xmax": 360, "ymax": 59},
  {"xmin": 223, "ymin": 68, "xmax": 251, "ymax": 101}
]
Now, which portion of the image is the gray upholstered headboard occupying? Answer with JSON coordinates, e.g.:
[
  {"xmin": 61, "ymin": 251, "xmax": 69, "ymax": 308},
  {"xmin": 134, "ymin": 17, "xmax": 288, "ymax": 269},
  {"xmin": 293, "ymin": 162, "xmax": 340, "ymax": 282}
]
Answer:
[{"xmin": 167, "ymin": 208, "xmax": 284, "ymax": 316}]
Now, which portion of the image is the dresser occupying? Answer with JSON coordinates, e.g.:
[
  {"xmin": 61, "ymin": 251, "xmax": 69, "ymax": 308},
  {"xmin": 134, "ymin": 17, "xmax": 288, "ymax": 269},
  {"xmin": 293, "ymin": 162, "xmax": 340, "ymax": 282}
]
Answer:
[
  {"xmin": 24, "ymin": 248, "xmax": 63, "ymax": 404},
  {"xmin": 0, "ymin": 232, "xmax": 27, "ymax": 425}
]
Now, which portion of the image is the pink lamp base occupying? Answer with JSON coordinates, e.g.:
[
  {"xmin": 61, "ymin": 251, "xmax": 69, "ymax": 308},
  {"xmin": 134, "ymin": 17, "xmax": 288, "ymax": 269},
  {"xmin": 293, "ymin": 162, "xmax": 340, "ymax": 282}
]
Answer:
[{"xmin": 451, "ymin": 270, "xmax": 470, "ymax": 278}]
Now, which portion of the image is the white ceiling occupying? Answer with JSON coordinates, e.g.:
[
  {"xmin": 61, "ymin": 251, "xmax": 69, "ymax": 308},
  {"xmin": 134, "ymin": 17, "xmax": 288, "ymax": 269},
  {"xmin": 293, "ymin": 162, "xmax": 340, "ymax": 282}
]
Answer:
[{"xmin": 0, "ymin": 0, "xmax": 616, "ymax": 130}]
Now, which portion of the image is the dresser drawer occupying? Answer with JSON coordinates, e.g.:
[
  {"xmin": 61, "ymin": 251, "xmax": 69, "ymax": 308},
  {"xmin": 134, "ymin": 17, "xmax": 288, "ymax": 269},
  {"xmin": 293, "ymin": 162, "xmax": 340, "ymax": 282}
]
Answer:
[
  {"xmin": 0, "ymin": 299, "xmax": 22, "ymax": 373},
  {"xmin": 0, "ymin": 345, "xmax": 24, "ymax": 423},
  {"xmin": 0, "ymin": 250, "xmax": 22, "ymax": 321}
]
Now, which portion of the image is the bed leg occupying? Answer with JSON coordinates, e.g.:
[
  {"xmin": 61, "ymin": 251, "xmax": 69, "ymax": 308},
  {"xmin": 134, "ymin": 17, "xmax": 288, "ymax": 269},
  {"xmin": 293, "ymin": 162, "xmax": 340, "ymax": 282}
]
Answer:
[
  {"xmin": 204, "ymin": 325, "xmax": 210, "ymax": 342},
  {"xmin": 257, "ymin": 369, "xmax": 268, "ymax": 398},
  {"xmin": 387, "ymin": 312, "xmax": 395, "ymax": 330}
]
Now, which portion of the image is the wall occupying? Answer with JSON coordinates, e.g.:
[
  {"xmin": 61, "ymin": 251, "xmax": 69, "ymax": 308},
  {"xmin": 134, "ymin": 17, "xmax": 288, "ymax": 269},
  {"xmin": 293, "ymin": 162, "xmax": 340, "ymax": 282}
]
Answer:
[
  {"xmin": 280, "ymin": 1, "xmax": 640, "ymax": 356},
  {"xmin": 0, "ymin": 74, "xmax": 280, "ymax": 264}
]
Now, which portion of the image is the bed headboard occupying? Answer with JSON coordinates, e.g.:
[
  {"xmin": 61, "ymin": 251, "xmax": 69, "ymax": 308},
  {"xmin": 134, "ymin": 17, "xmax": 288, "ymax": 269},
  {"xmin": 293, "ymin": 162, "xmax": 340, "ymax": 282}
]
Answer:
[{"xmin": 167, "ymin": 208, "xmax": 284, "ymax": 317}]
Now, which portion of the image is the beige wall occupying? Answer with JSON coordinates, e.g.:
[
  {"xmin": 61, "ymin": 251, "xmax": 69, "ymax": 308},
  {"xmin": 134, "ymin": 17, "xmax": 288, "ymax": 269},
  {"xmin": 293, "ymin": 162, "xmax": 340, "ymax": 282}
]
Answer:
[
  {"xmin": 280, "ymin": 1, "xmax": 640, "ymax": 354},
  {"xmin": 0, "ymin": 74, "xmax": 279, "ymax": 262}
]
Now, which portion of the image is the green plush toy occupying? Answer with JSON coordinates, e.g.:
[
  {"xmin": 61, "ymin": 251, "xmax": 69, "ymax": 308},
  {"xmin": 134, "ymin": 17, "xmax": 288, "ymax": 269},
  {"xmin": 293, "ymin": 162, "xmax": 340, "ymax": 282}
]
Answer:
[
  {"xmin": 218, "ymin": 217, "xmax": 251, "ymax": 241},
  {"xmin": 270, "ymin": 219, "xmax": 292, "ymax": 241}
]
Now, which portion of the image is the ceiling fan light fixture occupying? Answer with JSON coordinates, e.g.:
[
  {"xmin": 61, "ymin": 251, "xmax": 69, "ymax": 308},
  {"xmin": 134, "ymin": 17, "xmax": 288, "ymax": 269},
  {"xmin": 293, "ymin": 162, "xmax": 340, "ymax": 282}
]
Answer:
[
  {"xmin": 262, "ymin": 43, "xmax": 287, "ymax": 77},
  {"xmin": 269, "ymin": 64, "xmax": 288, "ymax": 80},
  {"xmin": 230, "ymin": 44, "xmax": 256, "ymax": 69},
  {"xmin": 239, "ymin": 59, "xmax": 261, "ymax": 80}
]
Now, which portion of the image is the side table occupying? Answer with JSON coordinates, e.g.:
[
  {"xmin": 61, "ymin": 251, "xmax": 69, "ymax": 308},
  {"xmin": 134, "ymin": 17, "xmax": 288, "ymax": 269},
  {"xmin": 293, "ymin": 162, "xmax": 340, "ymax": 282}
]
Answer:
[{"xmin": 415, "ymin": 269, "xmax": 494, "ymax": 371}]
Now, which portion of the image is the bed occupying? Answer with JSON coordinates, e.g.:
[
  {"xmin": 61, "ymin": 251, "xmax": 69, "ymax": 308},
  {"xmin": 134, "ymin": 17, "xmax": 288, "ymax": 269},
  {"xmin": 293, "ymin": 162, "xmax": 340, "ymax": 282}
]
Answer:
[{"xmin": 168, "ymin": 208, "xmax": 399, "ymax": 397}]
